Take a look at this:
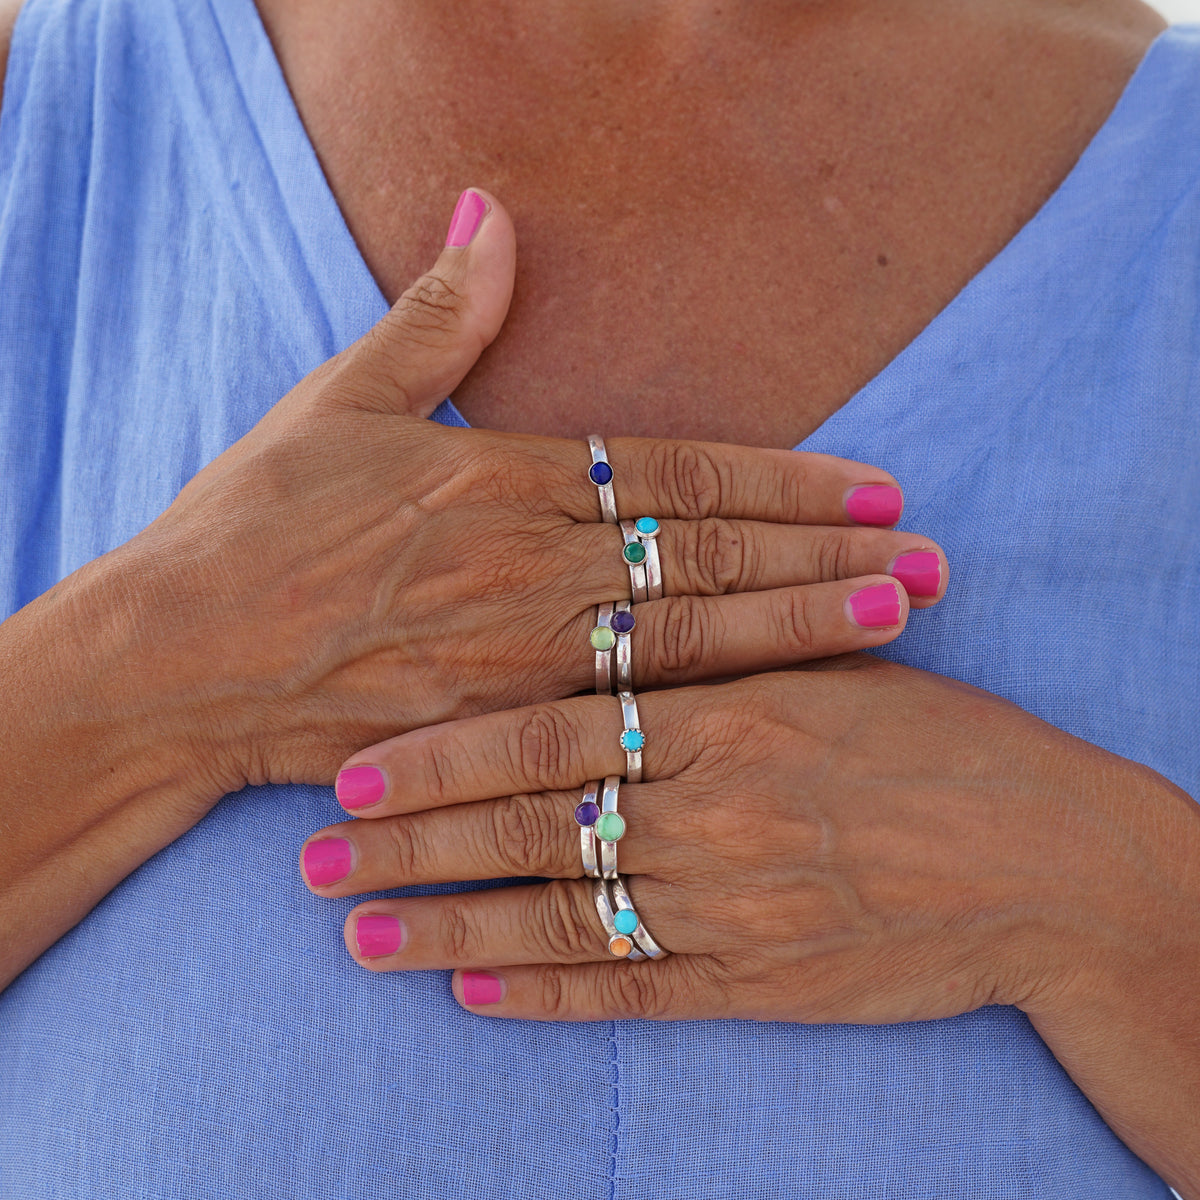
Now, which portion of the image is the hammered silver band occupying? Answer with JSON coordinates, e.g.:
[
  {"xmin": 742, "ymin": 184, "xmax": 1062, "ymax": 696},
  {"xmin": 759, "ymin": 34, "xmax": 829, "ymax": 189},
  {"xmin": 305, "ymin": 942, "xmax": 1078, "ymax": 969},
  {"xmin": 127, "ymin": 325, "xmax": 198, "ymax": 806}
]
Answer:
[
  {"xmin": 592, "ymin": 877, "xmax": 647, "ymax": 961},
  {"xmin": 641, "ymin": 532, "xmax": 663, "ymax": 602},
  {"xmin": 614, "ymin": 600, "xmax": 633, "ymax": 692},
  {"xmin": 578, "ymin": 779, "xmax": 601, "ymax": 878},
  {"xmin": 593, "ymin": 602, "xmax": 615, "ymax": 695},
  {"xmin": 599, "ymin": 774, "xmax": 623, "ymax": 880},
  {"xmin": 610, "ymin": 874, "xmax": 669, "ymax": 958},
  {"xmin": 619, "ymin": 520, "xmax": 649, "ymax": 604},
  {"xmin": 618, "ymin": 690, "xmax": 644, "ymax": 783},
  {"xmin": 587, "ymin": 435, "xmax": 618, "ymax": 525}
]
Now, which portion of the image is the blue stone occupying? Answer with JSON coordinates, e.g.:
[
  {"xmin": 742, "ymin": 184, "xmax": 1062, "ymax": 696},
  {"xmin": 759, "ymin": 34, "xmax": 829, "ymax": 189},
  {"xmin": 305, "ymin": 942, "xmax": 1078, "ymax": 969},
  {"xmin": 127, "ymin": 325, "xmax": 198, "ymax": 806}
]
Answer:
[
  {"xmin": 574, "ymin": 801, "xmax": 600, "ymax": 826},
  {"xmin": 588, "ymin": 461, "xmax": 613, "ymax": 486},
  {"xmin": 619, "ymin": 729, "xmax": 645, "ymax": 752},
  {"xmin": 610, "ymin": 610, "xmax": 635, "ymax": 635},
  {"xmin": 614, "ymin": 909, "xmax": 639, "ymax": 935},
  {"xmin": 634, "ymin": 516, "xmax": 660, "ymax": 538}
]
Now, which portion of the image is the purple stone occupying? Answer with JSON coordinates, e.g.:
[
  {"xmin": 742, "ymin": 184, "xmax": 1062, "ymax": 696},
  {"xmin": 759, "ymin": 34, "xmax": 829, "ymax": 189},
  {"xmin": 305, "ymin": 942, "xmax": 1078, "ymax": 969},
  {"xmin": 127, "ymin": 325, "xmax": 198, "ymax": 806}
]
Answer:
[
  {"xmin": 588, "ymin": 461, "xmax": 613, "ymax": 486},
  {"xmin": 610, "ymin": 610, "xmax": 636, "ymax": 635},
  {"xmin": 574, "ymin": 801, "xmax": 600, "ymax": 826}
]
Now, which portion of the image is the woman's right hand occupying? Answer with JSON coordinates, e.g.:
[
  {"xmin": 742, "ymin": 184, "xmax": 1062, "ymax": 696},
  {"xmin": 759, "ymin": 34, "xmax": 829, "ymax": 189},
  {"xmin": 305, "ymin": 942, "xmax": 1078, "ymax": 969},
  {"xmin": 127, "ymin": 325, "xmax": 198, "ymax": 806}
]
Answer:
[{"xmin": 114, "ymin": 187, "xmax": 947, "ymax": 803}]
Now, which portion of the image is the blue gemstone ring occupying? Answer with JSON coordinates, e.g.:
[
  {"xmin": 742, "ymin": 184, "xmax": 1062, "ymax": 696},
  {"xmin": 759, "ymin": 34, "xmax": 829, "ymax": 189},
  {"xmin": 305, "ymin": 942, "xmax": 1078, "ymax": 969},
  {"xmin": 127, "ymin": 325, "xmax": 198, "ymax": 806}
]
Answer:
[
  {"xmin": 617, "ymin": 690, "xmax": 644, "ymax": 783},
  {"xmin": 610, "ymin": 874, "xmax": 669, "ymax": 958},
  {"xmin": 635, "ymin": 517, "xmax": 664, "ymax": 602},
  {"xmin": 586, "ymin": 434, "xmax": 619, "ymax": 524}
]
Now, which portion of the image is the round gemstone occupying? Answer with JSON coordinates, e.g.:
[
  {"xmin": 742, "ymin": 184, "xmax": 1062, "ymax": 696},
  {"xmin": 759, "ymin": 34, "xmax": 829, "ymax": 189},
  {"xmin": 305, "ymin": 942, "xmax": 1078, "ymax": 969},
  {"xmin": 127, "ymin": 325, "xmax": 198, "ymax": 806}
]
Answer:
[
  {"xmin": 574, "ymin": 801, "xmax": 600, "ymax": 827},
  {"xmin": 622, "ymin": 543, "xmax": 647, "ymax": 565},
  {"xmin": 588, "ymin": 461, "xmax": 613, "ymax": 486},
  {"xmin": 589, "ymin": 626, "xmax": 616, "ymax": 651},
  {"xmin": 595, "ymin": 811, "xmax": 626, "ymax": 842},
  {"xmin": 613, "ymin": 908, "xmax": 639, "ymax": 935},
  {"xmin": 609, "ymin": 935, "xmax": 634, "ymax": 957},
  {"xmin": 619, "ymin": 729, "xmax": 645, "ymax": 753},
  {"xmin": 610, "ymin": 610, "xmax": 636, "ymax": 635},
  {"xmin": 634, "ymin": 517, "xmax": 660, "ymax": 538}
]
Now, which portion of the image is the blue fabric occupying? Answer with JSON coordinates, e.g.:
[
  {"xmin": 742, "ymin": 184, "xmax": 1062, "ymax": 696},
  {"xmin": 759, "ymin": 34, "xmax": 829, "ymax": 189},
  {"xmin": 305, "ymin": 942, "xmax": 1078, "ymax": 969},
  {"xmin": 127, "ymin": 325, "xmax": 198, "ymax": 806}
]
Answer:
[{"xmin": 0, "ymin": 1, "xmax": 1196, "ymax": 1195}]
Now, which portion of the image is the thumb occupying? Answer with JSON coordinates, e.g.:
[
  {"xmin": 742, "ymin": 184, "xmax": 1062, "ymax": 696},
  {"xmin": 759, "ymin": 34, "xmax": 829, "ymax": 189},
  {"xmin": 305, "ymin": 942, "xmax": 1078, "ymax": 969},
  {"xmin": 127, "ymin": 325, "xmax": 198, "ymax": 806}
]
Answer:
[{"xmin": 339, "ymin": 188, "xmax": 516, "ymax": 417}]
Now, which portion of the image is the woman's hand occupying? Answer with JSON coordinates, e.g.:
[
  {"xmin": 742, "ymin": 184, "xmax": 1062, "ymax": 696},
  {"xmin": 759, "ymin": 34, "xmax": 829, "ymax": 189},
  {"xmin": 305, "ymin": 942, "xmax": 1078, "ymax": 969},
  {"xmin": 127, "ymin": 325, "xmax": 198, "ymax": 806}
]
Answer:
[
  {"xmin": 115, "ymin": 188, "xmax": 947, "ymax": 800},
  {"xmin": 301, "ymin": 654, "xmax": 1200, "ymax": 1190}
]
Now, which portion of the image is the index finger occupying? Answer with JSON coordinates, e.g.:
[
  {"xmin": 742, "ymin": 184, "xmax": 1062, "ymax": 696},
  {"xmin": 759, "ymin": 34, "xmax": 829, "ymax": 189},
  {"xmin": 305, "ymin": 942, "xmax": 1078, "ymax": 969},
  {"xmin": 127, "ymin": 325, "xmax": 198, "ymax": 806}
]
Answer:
[{"xmin": 546, "ymin": 435, "xmax": 904, "ymax": 527}]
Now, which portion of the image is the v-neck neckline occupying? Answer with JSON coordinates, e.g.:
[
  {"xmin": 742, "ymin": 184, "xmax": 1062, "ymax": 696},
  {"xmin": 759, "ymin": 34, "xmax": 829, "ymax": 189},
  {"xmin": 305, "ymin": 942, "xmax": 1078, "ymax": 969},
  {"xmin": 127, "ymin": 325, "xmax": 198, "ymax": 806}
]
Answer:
[{"xmin": 211, "ymin": 1, "xmax": 1182, "ymax": 479}]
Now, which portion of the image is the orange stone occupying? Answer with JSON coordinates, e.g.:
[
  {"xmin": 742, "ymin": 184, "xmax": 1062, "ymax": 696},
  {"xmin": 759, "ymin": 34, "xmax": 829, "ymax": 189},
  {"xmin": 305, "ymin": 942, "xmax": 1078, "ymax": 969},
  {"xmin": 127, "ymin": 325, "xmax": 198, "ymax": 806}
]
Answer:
[{"xmin": 609, "ymin": 936, "xmax": 634, "ymax": 957}]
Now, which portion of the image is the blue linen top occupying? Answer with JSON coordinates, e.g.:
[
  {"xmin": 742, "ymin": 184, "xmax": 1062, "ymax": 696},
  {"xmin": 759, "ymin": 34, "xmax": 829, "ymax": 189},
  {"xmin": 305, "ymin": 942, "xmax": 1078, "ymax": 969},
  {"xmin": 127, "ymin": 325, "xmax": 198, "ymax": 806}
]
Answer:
[{"xmin": 1, "ymin": 1, "xmax": 1197, "ymax": 1195}]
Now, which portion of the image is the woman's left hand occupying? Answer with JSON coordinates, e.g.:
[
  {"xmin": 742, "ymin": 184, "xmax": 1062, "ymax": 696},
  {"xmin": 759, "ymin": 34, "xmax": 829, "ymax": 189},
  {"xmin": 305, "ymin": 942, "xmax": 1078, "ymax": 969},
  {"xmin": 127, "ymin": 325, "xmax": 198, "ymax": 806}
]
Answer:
[{"xmin": 299, "ymin": 655, "xmax": 1196, "ymax": 1029}]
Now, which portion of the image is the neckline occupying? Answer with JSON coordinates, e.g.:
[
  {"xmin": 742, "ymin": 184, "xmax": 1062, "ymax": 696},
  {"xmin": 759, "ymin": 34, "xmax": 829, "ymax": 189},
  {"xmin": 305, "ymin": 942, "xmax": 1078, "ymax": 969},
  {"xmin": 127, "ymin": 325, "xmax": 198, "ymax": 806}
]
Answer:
[{"xmin": 212, "ymin": 2, "xmax": 1183, "ymax": 465}]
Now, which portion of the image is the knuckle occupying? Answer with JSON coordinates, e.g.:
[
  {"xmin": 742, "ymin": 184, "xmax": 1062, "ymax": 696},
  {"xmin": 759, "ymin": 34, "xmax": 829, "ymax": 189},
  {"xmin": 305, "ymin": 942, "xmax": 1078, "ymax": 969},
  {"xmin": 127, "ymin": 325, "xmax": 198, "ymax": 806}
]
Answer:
[
  {"xmin": 600, "ymin": 962, "xmax": 669, "ymax": 1018},
  {"xmin": 489, "ymin": 795, "xmax": 562, "ymax": 876},
  {"xmin": 811, "ymin": 529, "xmax": 858, "ymax": 581},
  {"xmin": 439, "ymin": 900, "xmax": 484, "ymax": 962},
  {"xmin": 418, "ymin": 737, "xmax": 463, "ymax": 806},
  {"xmin": 774, "ymin": 587, "xmax": 820, "ymax": 654},
  {"xmin": 655, "ymin": 596, "xmax": 718, "ymax": 677},
  {"xmin": 533, "ymin": 964, "xmax": 570, "ymax": 1019},
  {"xmin": 513, "ymin": 704, "xmax": 583, "ymax": 787},
  {"xmin": 395, "ymin": 272, "xmax": 466, "ymax": 343},
  {"xmin": 385, "ymin": 819, "xmax": 427, "ymax": 879},
  {"xmin": 688, "ymin": 518, "xmax": 754, "ymax": 595},
  {"xmin": 535, "ymin": 881, "xmax": 597, "ymax": 961},
  {"xmin": 648, "ymin": 442, "xmax": 729, "ymax": 518}
]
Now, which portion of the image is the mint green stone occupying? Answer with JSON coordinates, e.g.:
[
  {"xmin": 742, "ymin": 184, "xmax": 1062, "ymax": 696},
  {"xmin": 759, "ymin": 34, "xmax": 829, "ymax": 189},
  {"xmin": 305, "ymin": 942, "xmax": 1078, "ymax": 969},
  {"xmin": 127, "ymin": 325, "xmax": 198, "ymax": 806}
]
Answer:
[
  {"xmin": 589, "ymin": 626, "xmax": 616, "ymax": 651},
  {"xmin": 622, "ymin": 543, "xmax": 647, "ymax": 565},
  {"xmin": 595, "ymin": 812, "xmax": 626, "ymax": 843}
]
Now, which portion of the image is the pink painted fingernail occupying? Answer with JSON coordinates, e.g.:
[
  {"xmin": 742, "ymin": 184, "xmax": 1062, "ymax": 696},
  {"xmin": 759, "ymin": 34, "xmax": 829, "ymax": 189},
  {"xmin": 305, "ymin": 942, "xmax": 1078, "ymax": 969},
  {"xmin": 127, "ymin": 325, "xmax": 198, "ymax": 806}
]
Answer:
[
  {"xmin": 445, "ymin": 189, "xmax": 489, "ymax": 247},
  {"xmin": 461, "ymin": 971, "xmax": 505, "ymax": 1006},
  {"xmin": 302, "ymin": 838, "xmax": 353, "ymax": 887},
  {"xmin": 846, "ymin": 582, "xmax": 902, "ymax": 628},
  {"xmin": 336, "ymin": 765, "xmax": 388, "ymax": 810},
  {"xmin": 356, "ymin": 913, "xmax": 404, "ymax": 958},
  {"xmin": 845, "ymin": 484, "xmax": 904, "ymax": 526},
  {"xmin": 888, "ymin": 551, "xmax": 942, "ymax": 598}
]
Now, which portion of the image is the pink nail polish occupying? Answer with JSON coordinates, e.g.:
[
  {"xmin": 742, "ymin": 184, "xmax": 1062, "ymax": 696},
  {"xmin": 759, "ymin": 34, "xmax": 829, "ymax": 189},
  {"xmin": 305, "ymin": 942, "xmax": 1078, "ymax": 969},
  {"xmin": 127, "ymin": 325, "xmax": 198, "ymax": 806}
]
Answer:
[
  {"xmin": 461, "ymin": 971, "xmax": 505, "ymax": 1006},
  {"xmin": 356, "ymin": 913, "xmax": 404, "ymax": 958},
  {"xmin": 845, "ymin": 484, "xmax": 904, "ymax": 526},
  {"xmin": 445, "ymin": 189, "xmax": 489, "ymax": 248},
  {"xmin": 888, "ymin": 551, "xmax": 942, "ymax": 598},
  {"xmin": 336, "ymin": 765, "xmax": 388, "ymax": 810},
  {"xmin": 302, "ymin": 838, "xmax": 352, "ymax": 887},
  {"xmin": 847, "ymin": 582, "xmax": 902, "ymax": 628}
]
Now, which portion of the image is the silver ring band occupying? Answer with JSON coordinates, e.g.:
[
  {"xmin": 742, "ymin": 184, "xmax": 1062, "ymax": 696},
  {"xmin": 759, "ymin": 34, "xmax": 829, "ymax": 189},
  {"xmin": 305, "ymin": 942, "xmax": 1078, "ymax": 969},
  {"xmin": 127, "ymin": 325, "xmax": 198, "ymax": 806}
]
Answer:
[
  {"xmin": 619, "ymin": 520, "xmax": 649, "ymax": 603},
  {"xmin": 641, "ymin": 534, "xmax": 663, "ymax": 602},
  {"xmin": 586, "ymin": 435, "xmax": 618, "ymax": 524},
  {"xmin": 598, "ymin": 774, "xmax": 624, "ymax": 880},
  {"xmin": 592, "ymin": 878, "xmax": 646, "ymax": 960},
  {"xmin": 592, "ymin": 602, "xmax": 615, "ymax": 695},
  {"xmin": 614, "ymin": 600, "xmax": 633, "ymax": 692},
  {"xmin": 610, "ymin": 874, "xmax": 669, "ymax": 958},
  {"xmin": 617, "ymin": 690, "xmax": 644, "ymax": 783},
  {"xmin": 576, "ymin": 780, "xmax": 601, "ymax": 878}
]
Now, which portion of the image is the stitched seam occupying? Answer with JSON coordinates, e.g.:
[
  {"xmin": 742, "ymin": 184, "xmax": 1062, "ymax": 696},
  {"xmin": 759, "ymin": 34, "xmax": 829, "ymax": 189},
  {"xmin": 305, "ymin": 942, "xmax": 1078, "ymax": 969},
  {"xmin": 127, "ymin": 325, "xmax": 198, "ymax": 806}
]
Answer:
[{"xmin": 607, "ymin": 1019, "xmax": 620, "ymax": 1200}]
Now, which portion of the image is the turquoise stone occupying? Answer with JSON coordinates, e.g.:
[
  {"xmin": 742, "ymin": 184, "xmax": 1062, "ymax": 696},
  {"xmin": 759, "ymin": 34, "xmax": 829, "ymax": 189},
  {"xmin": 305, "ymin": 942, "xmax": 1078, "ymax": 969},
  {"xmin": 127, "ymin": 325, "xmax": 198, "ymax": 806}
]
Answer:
[
  {"xmin": 613, "ymin": 908, "xmax": 639, "ymax": 935},
  {"xmin": 634, "ymin": 517, "xmax": 660, "ymax": 538},
  {"xmin": 595, "ymin": 811, "xmax": 626, "ymax": 842},
  {"xmin": 622, "ymin": 542, "xmax": 647, "ymax": 565},
  {"xmin": 619, "ymin": 729, "xmax": 645, "ymax": 753}
]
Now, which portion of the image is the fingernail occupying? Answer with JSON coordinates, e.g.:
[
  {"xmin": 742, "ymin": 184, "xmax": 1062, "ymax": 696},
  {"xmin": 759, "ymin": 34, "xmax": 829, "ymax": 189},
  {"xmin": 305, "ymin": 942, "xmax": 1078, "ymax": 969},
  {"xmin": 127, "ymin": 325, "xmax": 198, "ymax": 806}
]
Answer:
[
  {"xmin": 336, "ymin": 765, "xmax": 388, "ymax": 810},
  {"xmin": 445, "ymin": 189, "xmax": 489, "ymax": 247},
  {"xmin": 302, "ymin": 837, "xmax": 353, "ymax": 887},
  {"xmin": 461, "ymin": 971, "xmax": 505, "ymax": 1006},
  {"xmin": 355, "ymin": 913, "xmax": 404, "ymax": 958},
  {"xmin": 888, "ymin": 551, "xmax": 942, "ymax": 598},
  {"xmin": 846, "ymin": 582, "xmax": 902, "ymax": 628},
  {"xmin": 845, "ymin": 484, "xmax": 904, "ymax": 526}
]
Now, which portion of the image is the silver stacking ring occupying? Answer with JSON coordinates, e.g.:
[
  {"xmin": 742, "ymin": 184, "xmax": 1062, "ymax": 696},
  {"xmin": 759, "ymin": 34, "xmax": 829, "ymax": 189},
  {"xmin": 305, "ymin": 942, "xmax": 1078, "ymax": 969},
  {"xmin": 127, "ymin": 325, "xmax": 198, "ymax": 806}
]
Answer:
[
  {"xmin": 575, "ymin": 780, "xmax": 601, "ymax": 878},
  {"xmin": 610, "ymin": 874, "xmax": 668, "ymax": 959},
  {"xmin": 617, "ymin": 690, "xmax": 644, "ymax": 783},
  {"xmin": 586, "ymin": 435, "xmax": 619, "ymax": 525},
  {"xmin": 593, "ymin": 877, "xmax": 647, "ymax": 960},
  {"xmin": 619, "ymin": 520, "xmax": 649, "ymax": 604},
  {"xmin": 591, "ymin": 603, "xmax": 616, "ymax": 695},
  {"xmin": 597, "ymin": 774, "xmax": 625, "ymax": 880},
  {"xmin": 634, "ymin": 517, "xmax": 663, "ymax": 602},
  {"xmin": 613, "ymin": 600, "xmax": 634, "ymax": 692}
]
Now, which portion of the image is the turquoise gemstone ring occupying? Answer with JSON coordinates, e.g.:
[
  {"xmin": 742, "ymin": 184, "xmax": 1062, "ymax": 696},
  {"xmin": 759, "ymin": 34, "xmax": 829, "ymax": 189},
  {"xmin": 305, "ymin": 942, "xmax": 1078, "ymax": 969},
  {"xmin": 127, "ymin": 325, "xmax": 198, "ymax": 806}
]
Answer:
[
  {"xmin": 617, "ymin": 690, "xmax": 644, "ymax": 783},
  {"xmin": 611, "ymin": 874, "xmax": 669, "ymax": 958},
  {"xmin": 635, "ymin": 517, "xmax": 663, "ymax": 601}
]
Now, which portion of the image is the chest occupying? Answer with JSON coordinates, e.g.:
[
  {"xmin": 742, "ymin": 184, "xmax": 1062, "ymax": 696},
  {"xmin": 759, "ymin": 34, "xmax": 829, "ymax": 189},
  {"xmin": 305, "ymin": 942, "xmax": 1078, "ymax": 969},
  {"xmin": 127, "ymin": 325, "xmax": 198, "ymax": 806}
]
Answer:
[{"xmin": 258, "ymin": 5, "xmax": 1156, "ymax": 447}]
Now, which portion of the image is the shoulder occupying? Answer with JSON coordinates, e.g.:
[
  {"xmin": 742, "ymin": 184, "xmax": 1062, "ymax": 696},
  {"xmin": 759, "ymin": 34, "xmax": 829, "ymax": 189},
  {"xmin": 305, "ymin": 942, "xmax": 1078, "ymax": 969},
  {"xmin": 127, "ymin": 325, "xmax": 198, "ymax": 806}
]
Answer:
[{"xmin": 0, "ymin": 0, "xmax": 24, "ymax": 115}]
